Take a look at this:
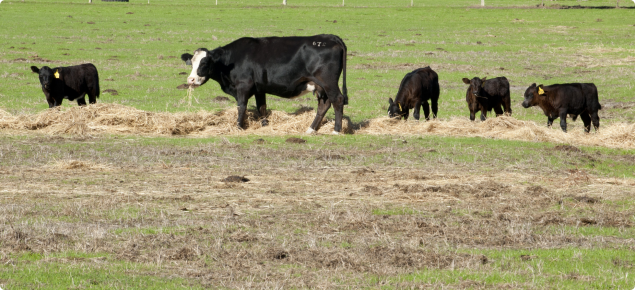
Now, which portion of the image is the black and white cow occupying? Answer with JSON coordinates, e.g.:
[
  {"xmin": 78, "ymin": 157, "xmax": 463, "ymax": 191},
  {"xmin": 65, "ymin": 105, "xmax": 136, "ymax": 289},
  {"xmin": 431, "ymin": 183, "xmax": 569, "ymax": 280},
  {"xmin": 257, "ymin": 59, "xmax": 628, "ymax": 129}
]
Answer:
[
  {"xmin": 181, "ymin": 34, "xmax": 348, "ymax": 134},
  {"xmin": 30, "ymin": 64, "xmax": 100, "ymax": 108}
]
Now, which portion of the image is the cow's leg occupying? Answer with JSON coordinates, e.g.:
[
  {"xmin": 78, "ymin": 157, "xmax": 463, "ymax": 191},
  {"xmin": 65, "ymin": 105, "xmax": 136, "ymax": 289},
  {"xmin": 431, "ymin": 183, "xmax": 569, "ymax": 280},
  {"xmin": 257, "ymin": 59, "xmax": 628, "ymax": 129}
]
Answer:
[
  {"xmin": 44, "ymin": 91, "xmax": 55, "ymax": 108},
  {"xmin": 255, "ymin": 93, "xmax": 268, "ymax": 126},
  {"xmin": 77, "ymin": 94, "xmax": 87, "ymax": 106},
  {"xmin": 307, "ymin": 94, "xmax": 331, "ymax": 134},
  {"xmin": 591, "ymin": 111, "xmax": 600, "ymax": 132},
  {"xmin": 580, "ymin": 112, "xmax": 592, "ymax": 133},
  {"xmin": 331, "ymin": 93, "xmax": 345, "ymax": 134},
  {"xmin": 431, "ymin": 97, "xmax": 438, "ymax": 119},
  {"xmin": 547, "ymin": 117, "xmax": 555, "ymax": 128},
  {"xmin": 235, "ymin": 87, "xmax": 254, "ymax": 129},
  {"xmin": 559, "ymin": 109, "xmax": 568, "ymax": 132},
  {"xmin": 494, "ymin": 104, "xmax": 504, "ymax": 117}
]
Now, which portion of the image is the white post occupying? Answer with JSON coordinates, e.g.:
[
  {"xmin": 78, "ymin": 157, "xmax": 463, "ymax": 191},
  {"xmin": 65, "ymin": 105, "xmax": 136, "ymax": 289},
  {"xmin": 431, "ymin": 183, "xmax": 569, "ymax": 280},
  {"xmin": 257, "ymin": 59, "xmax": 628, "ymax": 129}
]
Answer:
[
  {"xmin": 282, "ymin": 0, "xmax": 286, "ymax": 5},
  {"xmin": 481, "ymin": 0, "xmax": 484, "ymax": 6},
  {"xmin": 89, "ymin": 0, "xmax": 91, "ymax": 3},
  {"xmin": 342, "ymin": 0, "xmax": 344, "ymax": 5},
  {"xmin": 411, "ymin": 0, "xmax": 413, "ymax": 6}
]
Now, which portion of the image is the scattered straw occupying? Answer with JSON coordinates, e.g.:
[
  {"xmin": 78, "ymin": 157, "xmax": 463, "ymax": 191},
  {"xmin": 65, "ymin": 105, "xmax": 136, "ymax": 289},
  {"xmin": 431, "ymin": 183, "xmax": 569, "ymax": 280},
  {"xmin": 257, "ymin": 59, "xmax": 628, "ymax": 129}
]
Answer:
[
  {"xmin": 48, "ymin": 159, "xmax": 112, "ymax": 171},
  {"xmin": 1, "ymin": 104, "xmax": 635, "ymax": 149}
]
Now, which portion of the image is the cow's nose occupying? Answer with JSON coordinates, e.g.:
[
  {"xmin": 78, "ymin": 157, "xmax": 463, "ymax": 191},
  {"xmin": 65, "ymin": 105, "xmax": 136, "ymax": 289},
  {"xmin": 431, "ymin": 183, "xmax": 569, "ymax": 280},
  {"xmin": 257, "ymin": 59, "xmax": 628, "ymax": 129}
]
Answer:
[{"xmin": 187, "ymin": 77, "xmax": 195, "ymax": 85}]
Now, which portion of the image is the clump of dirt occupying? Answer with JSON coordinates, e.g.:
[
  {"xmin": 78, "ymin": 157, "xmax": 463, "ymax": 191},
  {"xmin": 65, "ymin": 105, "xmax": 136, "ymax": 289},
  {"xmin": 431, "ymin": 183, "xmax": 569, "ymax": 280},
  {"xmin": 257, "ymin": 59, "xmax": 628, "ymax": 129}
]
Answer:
[
  {"xmin": 253, "ymin": 138, "xmax": 266, "ymax": 144},
  {"xmin": 524, "ymin": 185, "xmax": 550, "ymax": 196},
  {"xmin": 573, "ymin": 195, "xmax": 600, "ymax": 203},
  {"xmin": 579, "ymin": 218, "xmax": 597, "ymax": 225},
  {"xmin": 222, "ymin": 175, "xmax": 249, "ymax": 183},
  {"xmin": 230, "ymin": 231, "xmax": 257, "ymax": 242},
  {"xmin": 270, "ymin": 249, "xmax": 288, "ymax": 260},
  {"xmin": 176, "ymin": 84, "xmax": 190, "ymax": 90},
  {"xmin": 554, "ymin": 145, "xmax": 581, "ymax": 152},
  {"xmin": 103, "ymin": 89, "xmax": 118, "ymax": 95},
  {"xmin": 286, "ymin": 137, "xmax": 306, "ymax": 144},
  {"xmin": 213, "ymin": 96, "xmax": 230, "ymax": 102},
  {"xmin": 172, "ymin": 247, "xmax": 197, "ymax": 261},
  {"xmin": 178, "ymin": 72, "xmax": 187, "ymax": 75},
  {"xmin": 317, "ymin": 154, "xmax": 344, "ymax": 160}
]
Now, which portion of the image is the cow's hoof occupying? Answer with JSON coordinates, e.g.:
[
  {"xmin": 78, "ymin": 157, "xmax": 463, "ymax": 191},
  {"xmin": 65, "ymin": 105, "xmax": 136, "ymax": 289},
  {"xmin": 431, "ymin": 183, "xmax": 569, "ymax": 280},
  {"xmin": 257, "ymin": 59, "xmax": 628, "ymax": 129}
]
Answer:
[
  {"xmin": 261, "ymin": 119, "xmax": 269, "ymax": 127},
  {"xmin": 305, "ymin": 128, "xmax": 315, "ymax": 134},
  {"xmin": 331, "ymin": 131, "xmax": 340, "ymax": 135}
]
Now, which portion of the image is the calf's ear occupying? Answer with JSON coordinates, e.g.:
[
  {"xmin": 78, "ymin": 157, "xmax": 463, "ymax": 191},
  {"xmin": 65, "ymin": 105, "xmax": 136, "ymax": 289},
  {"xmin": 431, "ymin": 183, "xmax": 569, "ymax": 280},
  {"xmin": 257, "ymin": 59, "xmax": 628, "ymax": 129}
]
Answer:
[
  {"xmin": 181, "ymin": 53, "xmax": 193, "ymax": 65},
  {"xmin": 30, "ymin": 66, "xmax": 40, "ymax": 73},
  {"xmin": 462, "ymin": 78, "xmax": 470, "ymax": 84},
  {"xmin": 388, "ymin": 98, "xmax": 394, "ymax": 105},
  {"xmin": 481, "ymin": 76, "xmax": 487, "ymax": 81}
]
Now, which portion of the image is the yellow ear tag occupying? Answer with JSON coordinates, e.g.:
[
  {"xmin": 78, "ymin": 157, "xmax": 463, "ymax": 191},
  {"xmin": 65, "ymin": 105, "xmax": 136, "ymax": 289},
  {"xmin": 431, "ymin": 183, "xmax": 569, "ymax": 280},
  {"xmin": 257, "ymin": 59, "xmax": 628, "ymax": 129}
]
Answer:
[
  {"xmin": 538, "ymin": 87, "xmax": 545, "ymax": 95},
  {"xmin": 54, "ymin": 70, "xmax": 60, "ymax": 79},
  {"xmin": 398, "ymin": 103, "xmax": 402, "ymax": 111}
]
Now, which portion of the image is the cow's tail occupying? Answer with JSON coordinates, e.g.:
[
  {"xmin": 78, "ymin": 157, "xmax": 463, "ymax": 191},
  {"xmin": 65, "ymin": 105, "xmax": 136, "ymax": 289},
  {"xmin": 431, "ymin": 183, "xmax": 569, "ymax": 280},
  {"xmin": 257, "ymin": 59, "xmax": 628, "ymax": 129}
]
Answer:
[{"xmin": 336, "ymin": 36, "xmax": 348, "ymax": 105}]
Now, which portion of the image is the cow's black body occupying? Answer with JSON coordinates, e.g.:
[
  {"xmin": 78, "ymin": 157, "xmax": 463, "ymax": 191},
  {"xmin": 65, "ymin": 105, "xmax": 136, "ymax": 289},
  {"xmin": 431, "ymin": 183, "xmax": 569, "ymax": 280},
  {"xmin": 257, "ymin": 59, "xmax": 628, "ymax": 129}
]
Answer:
[
  {"xmin": 522, "ymin": 83, "xmax": 602, "ymax": 132},
  {"xmin": 387, "ymin": 67, "xmax": 439, "ymax": 120},
  {"xmin": 462, "ymin": 76, "xmax": 511, "ymax": 121},
  {"xmin": 30, "ymin": 64, "xmax": 100, "ymax": 108},
  {"xmin": 181, "ymin": 34, "xmax": 347, "ymax": 133}
]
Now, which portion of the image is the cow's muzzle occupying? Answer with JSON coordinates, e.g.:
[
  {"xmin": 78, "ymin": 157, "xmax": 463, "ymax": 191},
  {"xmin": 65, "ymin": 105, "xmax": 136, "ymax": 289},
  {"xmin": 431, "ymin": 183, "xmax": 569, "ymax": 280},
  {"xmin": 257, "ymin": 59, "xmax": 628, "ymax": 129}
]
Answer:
[{"xmin": 521, "ymin": 101, "xmax": 530, "ymax": 108}]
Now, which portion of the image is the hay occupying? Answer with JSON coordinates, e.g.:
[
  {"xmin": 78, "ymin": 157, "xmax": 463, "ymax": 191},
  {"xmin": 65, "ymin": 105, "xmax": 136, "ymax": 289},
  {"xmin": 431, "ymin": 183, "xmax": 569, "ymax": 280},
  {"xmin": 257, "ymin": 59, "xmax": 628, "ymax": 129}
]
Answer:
[{"xmin": 1, "ymin": 104, "xmax": 635, "ymax": 149}]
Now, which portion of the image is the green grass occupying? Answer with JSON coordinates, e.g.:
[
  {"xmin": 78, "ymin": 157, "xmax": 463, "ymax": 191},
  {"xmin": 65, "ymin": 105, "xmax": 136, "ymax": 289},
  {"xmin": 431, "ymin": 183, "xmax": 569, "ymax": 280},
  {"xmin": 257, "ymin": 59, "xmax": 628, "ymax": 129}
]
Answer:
[
  {"xmin": 1, "ymin": 0, "xmax": 634, "ymax": 125},
  {"xmin": 1, "ymin": 253, "xmax": 204, "ymax": 289},
  {"xmin": 393, "ymin": 248, "xmax": 635, "ymax": 289}
]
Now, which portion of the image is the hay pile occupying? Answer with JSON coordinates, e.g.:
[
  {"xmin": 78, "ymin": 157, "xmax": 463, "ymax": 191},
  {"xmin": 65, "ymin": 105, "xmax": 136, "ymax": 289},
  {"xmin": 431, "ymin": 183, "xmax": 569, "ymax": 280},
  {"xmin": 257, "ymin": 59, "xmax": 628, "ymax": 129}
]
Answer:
[
  {"xmin": 0, "ymin": 103, "xmax": 335, "ymax": 136},
  {"xmin": 47, "ymin": 159, "xmax": 112, "ymax": 171},
  {"xmin": 1, "ymin": 104, "xmax": 635, "ymax": 149},
  {"xmin": 359, "ymin": 116, "xmax": 635, "ymax": 149}
]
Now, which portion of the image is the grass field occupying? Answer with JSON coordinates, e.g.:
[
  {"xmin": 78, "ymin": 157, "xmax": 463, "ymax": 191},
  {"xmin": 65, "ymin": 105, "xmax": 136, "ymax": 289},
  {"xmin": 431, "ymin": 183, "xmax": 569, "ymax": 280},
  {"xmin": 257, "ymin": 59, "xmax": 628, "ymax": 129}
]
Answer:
[{"xmin": 1, "ymin": 0, "xmax": 635, "ymax": 289}]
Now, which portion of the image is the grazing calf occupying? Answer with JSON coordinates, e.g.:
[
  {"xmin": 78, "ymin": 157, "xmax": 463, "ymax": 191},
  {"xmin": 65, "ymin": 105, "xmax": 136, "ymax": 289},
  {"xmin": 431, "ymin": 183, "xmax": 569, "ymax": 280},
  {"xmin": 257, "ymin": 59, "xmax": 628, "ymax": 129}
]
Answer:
[
  {"xmin": 31, "ymin": 64, "xmax": 100, "ymax": 108},
  {"xmin": 181, "ymin": 34, "xmax": 347, "ymax": 134},
  {"xmin": 387, "ymin": 67, "xmax": 439, "ymax": 120},
  {"xmin": 522, "ymin": 83, "xmax": 602, "ymax": 133},
  {"xmin": 462, "ymin": 76, "xmax": 511, "ymax": 121}
]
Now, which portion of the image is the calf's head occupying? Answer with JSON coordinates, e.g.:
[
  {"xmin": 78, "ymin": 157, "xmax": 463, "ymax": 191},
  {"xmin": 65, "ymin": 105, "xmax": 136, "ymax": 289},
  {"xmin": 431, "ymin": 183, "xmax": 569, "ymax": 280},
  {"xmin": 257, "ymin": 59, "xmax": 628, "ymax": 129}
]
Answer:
[
  {"xmin": 522, "ymin": 83, "xmax": 544, "ymax": 108},
  {"xmin": 387, "ymin": 98, "xmax": 405, "ymax": 119},
  {"xmin": 31, "ymin": 66, "xmax": 56, "ymax": 90},
  {"xmin": 181, "ymin": 48, "xmax": 224, "ymax": 86},
  {"xmin": 462, "ymin": 77, "xmax": 486, "ymax": 98}
]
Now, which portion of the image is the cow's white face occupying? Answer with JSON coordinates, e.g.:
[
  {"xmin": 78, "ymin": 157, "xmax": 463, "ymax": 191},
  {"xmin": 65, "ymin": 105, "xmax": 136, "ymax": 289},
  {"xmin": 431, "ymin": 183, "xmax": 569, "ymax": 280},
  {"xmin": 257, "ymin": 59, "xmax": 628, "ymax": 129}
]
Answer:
[{"xmin": 187, "ymin": 50, "xmax": 208, "ymax": 85}]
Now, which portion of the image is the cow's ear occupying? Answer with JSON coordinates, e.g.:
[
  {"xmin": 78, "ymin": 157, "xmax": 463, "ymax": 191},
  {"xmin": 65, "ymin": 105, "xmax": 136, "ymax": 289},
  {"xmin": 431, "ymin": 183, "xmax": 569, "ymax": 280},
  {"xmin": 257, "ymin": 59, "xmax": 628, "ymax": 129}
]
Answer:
[
  {"xmin": 389, "ymin": 98, "xmax": 394, "ymax": 105},
  {"xmin": 211, "ymin": 48, "xmax": 224, "ymax": 62},
  {"xmin": 30, "ymin": 66, "xmax": 40, "ymax": 73},
  {"xmin": 181, "ymin": 53, "xmax": 193, "ymax": 65},
  {"xmin": 537, "ymin": 84, "xmax": 545, "ymax": 95},
  {"xmin": 462, "ymin": 78, "xmax": 470, "ymax": 84},
  {"xmin": 482, "ymin": 76, "xmax": 487, "ymax": 82}
]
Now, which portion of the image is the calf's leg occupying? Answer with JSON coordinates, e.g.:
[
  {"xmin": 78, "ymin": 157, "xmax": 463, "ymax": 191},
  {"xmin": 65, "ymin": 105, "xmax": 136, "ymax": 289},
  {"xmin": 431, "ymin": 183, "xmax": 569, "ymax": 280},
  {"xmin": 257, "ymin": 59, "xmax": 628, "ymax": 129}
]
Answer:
[
  {"xmin": 559, "ymin": 109, "xmax": 568, "ymax": 132},
  {"xmin": 255, "ymin": 93, "xmax": 268, "ymax": 126},
  {"xmin": 413, "ymin": 100, "xmax": 422, "ymax": 121},
  {"xmin": 431, "ymin": 97, "xmax": 438, "ymax": 119},
  {"xmin": 547, "ymin": 117, "xmax": 555, "ymax": 128},
  {"xmin": 494, "ymin": 104, "xmax": 504, "ymax": 117},
  {"xmin": 422, "ymin": 100, "xmax": 431, "ymax": 121},
  {"xmin": 76, "ymin": 94, "xmax": 87, "ymax": 106},
  {"xmin": 591, "ymin": 111, "xmax": 600, "ymax": 131},
  {"xmin": 480, "ymin": 110, "xmax": 487, "ymax": 121},
  {"xmin": 580, "ymin": 112, "xmax": 592, "ymax": 133}
]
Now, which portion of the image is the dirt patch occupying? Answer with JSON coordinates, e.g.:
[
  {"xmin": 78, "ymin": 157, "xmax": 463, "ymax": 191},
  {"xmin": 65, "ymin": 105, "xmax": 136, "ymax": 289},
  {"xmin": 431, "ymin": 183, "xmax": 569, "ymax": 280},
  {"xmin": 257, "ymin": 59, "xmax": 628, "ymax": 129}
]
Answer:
[
  {"xmin": 213, "ymin": 96, "xmax": 230, "ymax": 102},
  {"xmin": 103, "ymin": 89, "xmax": 119, "ymax": 95},
  {"xmin": 222, "ymin": 175, "xmax": 249, "ymax": 183},
  {"xmin": 286, "ymin": 137, "xmax": 306, "ymax": 144},
  {"xmin": 253, "ymin": 138, "xmax": 266, "ymax": 144},
  {"xmin": 554, "ymin": 145, "xmax": 581, "ymax": 152}
]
